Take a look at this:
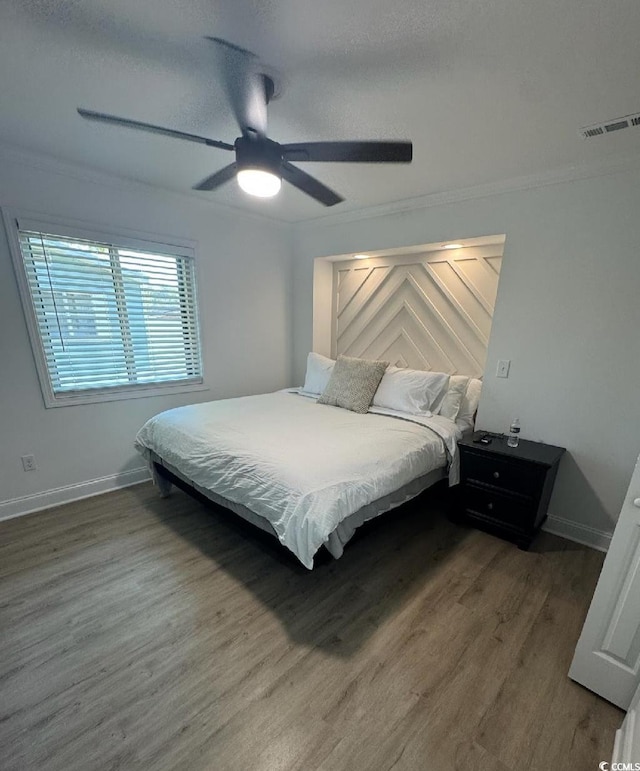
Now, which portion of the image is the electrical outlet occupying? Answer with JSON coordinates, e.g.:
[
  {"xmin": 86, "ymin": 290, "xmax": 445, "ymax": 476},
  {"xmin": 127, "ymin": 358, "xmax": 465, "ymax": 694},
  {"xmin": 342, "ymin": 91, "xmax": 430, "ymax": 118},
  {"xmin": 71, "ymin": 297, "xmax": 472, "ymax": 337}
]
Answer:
[
  {"xmin": 496, "ymin": 359, "xmax": 511, "ymax": 378},
  {"xmin": 21, "ymin": 454, "xmax": 37, "ymax": 472}
]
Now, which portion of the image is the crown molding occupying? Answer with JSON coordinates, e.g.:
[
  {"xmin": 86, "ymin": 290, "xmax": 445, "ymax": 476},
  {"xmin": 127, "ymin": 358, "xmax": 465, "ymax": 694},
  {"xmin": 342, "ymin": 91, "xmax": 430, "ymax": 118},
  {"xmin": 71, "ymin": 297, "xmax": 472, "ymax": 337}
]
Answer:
[
  {"xmin": 295, "ymin": 151, "xmax": 640, "ymax": 231},
  {"xmin": 2, "ymin": 141, "xmax": 640, "ymax": 233},
  {"xmin": 0, "ymin": 142, "xmax": 294, "ymax": 231}
]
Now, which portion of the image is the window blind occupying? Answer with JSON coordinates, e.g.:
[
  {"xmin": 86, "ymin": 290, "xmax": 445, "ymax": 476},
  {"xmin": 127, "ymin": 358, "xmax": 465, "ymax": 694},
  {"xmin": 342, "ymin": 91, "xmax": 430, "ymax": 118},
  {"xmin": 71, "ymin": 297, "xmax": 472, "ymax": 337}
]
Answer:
[{"xmin": 17, "ymin": 229, "xmax": 202, "ymax": 395}]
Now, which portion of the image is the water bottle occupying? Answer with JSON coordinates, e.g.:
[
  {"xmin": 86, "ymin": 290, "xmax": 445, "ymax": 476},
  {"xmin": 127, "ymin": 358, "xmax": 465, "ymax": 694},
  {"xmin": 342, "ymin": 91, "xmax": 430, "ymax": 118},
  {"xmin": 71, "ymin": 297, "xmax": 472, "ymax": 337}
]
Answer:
[{"xmin": 507, "ymin": 418, "xmax": 520, "ymax": 448}]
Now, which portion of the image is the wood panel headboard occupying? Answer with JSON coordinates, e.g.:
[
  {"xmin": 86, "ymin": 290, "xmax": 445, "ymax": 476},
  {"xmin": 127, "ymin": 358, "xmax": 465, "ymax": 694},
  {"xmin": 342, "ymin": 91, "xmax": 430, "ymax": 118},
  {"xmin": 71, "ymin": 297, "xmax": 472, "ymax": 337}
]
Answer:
[{"xmin": 332, "ymin": 244, "xmax": 503, "ymax": 378}]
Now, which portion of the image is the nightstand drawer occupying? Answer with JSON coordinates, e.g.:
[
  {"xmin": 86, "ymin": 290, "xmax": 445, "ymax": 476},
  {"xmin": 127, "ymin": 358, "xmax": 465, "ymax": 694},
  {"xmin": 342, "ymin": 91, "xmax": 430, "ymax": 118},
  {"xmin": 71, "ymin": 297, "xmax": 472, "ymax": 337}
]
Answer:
[
  {"xmin": 460, "ymin": 451, "xmax": 545, "ymax": 499},
  {"xmin": 460, "ymin": 484, "xmax": 536, "ymax": 532}
]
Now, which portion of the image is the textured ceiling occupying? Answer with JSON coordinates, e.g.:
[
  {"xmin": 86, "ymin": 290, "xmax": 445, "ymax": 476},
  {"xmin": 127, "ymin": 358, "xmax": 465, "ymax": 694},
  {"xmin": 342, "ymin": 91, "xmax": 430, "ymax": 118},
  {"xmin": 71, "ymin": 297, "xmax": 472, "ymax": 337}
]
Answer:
[{"xmin": 1, "ymin": 0, "xmax": 639, "ymax": 222}]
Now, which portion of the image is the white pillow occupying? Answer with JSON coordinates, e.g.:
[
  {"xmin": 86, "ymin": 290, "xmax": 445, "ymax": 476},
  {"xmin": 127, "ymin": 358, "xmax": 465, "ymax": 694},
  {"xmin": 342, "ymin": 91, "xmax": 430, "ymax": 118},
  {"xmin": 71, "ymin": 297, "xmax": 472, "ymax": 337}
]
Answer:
[
  {"xmin": 438, "ymin": 375, "xmax": 470, "ymax": 421},
  {"xmin": 373, "ymin": 366, "xmax": 450, "ymax": 415},
  {"xmin": 456, "ymin": 378, "xmax": 483, "ymax": 431},
  {"xmin": 301, "ymin": 352, "xmax": 335, "ymax": 396}
]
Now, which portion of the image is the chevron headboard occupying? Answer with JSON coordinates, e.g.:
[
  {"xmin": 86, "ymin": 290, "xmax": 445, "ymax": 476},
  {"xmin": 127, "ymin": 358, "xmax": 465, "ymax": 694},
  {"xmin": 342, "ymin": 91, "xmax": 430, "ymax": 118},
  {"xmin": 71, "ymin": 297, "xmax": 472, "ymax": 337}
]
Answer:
[{"xmin": 332, "ymin": 244, "xmax": 503, "ymax": 379}]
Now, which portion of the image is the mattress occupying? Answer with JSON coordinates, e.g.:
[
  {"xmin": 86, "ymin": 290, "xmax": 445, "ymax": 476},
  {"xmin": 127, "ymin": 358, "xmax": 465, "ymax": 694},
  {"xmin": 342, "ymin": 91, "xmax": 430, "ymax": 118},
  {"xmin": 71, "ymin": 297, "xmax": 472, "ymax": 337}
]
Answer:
[{"xmin": 135, "ymin": 391, "xmax": 462, "ymax": 568}]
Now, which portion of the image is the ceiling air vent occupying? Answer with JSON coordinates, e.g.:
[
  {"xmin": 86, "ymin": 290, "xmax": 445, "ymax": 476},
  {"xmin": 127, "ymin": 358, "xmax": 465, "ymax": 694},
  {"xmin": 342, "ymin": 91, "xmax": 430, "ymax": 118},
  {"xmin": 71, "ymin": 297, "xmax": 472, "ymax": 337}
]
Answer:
[
  {"xmin": 580, "ymin": 125, "xmax": 605, "ymax": 139},
  {"xmin": 579, "ymin": 111, "xmax": 640, "ymax": 139},
  {"xmin": 604, "ymin": 119, "xmax": 629, "ymax": 133}
]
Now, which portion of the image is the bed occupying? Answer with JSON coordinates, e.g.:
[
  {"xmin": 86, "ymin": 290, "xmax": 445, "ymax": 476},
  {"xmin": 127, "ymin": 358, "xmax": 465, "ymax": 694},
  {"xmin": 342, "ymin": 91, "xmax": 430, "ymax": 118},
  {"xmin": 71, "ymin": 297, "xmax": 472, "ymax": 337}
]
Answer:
[{"xmin": 135, "ymin": 386, "xmax": 464, "ymax": 569}]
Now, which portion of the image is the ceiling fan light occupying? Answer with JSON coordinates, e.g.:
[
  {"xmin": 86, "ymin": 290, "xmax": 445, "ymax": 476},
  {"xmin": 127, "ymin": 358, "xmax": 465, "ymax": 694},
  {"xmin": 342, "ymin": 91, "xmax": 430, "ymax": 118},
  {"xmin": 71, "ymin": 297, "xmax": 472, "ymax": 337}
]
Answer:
[{"xmin": 237, "ymin": 168, "xmax": 281, "ymax": 198}]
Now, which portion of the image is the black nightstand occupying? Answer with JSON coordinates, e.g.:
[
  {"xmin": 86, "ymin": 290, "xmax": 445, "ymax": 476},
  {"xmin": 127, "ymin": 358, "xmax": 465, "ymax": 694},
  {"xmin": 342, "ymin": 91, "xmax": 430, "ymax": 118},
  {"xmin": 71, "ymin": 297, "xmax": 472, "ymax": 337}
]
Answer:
[{"xmin": 456, "ymin": 433, "xmax": 565, "ymax": 549}]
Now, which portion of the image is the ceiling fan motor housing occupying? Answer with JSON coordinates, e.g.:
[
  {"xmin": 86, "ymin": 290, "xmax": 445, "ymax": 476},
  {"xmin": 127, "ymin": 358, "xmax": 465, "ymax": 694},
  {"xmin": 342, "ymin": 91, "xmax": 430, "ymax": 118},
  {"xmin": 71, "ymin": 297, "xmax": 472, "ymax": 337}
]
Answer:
[{"xmin": 235, "ymin": 135, "xmax": 282, "ymax": 177}]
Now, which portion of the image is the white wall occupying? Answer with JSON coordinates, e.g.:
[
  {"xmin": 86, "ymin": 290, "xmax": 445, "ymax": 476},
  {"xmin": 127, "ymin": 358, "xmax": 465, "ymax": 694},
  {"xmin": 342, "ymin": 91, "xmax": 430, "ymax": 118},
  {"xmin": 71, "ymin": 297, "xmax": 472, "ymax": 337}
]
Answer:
[
  {"xmin": 3, "ymin": 145, "xmax": 639, "ymax": 545},
  {"xmin": 292, "ymin": 165, "xmax": 640, "ymax": 543},
  {"xmin": 0, "ymin": 148, "xmax": 293, "ymax": 514}
]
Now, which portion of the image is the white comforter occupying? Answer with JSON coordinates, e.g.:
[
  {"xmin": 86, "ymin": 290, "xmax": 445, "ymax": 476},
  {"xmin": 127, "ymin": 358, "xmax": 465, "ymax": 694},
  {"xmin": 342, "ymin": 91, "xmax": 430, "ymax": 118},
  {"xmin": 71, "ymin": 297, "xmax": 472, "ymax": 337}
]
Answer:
[{"xmin": 135, "ymin": 391, "xmax": 461, "ymax": 568}]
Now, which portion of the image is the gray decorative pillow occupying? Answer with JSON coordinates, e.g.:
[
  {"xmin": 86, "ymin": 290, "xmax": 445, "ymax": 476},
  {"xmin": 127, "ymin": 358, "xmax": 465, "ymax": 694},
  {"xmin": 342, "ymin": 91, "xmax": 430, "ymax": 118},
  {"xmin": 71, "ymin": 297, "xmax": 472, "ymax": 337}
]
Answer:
[{"xmin": 318, "ymin": 355, "xmax": 389, "ymax": 413}]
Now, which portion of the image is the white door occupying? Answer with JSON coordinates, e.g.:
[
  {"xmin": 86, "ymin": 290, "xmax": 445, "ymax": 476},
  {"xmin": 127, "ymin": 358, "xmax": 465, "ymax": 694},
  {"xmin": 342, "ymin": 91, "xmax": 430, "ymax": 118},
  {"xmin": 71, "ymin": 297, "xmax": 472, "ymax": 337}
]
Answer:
[
  {"xmin": 612, "ymin": 680, "xmax": 640, "ymax": 764},
  {"xmin": 569, "ymin": 453, "xmax": 640, "ymax": 709}
]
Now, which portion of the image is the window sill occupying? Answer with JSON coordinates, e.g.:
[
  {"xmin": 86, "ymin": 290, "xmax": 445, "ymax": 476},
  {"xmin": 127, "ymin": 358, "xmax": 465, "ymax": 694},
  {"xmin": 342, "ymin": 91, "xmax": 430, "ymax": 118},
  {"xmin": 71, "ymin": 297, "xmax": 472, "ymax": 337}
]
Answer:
[{"xmin": 43, "ymin": 381, "xmax": 210, "ymax": 408}]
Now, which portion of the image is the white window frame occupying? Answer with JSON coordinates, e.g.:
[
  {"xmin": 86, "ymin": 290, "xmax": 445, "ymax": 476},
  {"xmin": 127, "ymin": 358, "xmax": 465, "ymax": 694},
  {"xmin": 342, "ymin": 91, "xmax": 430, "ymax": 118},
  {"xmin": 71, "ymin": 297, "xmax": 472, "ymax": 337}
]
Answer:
[{"xmin": 3, "ymin": 209, "xmax": 208, "ymax": 408}]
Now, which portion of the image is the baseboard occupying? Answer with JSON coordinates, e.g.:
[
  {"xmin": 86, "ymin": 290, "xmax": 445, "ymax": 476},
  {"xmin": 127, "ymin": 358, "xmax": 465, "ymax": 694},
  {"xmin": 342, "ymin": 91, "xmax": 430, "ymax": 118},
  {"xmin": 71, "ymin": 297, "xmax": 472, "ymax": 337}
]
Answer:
[
  {"xmin": 542, "ymin": 515, "xmax": 612, "ymax": 553},
  {"xmin": 0, "ymin": 472, "xmax": 614, "ymax": 554},
  {"xmin": 0, "ymin": 466, "xmax": 151, "ymax": 522}
]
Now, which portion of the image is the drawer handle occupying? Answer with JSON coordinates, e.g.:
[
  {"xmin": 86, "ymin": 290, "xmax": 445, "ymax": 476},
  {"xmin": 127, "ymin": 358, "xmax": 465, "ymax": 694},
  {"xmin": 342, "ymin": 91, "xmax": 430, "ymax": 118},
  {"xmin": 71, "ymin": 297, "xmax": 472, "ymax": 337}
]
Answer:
[
  {"xmin": 493, "ymin": 471, "xmax": 500, "ymax": 479},
  {"xmin": 487, "ymin": 502, "xmax": 494, "ymax": 511}
]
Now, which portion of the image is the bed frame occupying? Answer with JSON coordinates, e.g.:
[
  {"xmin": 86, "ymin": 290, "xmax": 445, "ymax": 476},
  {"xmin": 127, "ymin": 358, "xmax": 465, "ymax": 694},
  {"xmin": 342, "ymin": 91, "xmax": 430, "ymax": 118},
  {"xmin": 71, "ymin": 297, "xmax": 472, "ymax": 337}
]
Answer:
[{"xmin": 149, "ymin": 451, "xmax": 447, "ymax": 567}]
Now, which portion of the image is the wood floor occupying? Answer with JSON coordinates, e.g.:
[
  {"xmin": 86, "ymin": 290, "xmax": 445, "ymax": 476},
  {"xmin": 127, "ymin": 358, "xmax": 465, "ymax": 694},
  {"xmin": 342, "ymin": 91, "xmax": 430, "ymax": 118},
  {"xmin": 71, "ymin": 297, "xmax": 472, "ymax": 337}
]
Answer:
[{"xmin": 0, "ymin": 482, "xmax": 622, "ymax": 771}]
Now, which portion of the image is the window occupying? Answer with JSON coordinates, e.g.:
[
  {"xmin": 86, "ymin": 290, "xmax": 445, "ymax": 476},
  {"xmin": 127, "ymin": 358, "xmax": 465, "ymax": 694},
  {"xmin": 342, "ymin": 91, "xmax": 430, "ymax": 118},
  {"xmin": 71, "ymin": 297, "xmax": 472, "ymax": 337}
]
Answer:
[{"xmin": 10, "ymin": 217, "xmax": 204, "ymax": 406}]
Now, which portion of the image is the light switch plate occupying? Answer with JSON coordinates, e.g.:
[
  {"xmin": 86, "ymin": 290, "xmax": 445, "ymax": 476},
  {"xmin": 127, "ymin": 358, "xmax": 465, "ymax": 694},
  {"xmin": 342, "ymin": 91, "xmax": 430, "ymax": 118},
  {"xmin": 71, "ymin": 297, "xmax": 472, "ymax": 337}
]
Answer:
[{"xmin": 496, "ymin": 359, "xmax": 511, "ymax": 378}]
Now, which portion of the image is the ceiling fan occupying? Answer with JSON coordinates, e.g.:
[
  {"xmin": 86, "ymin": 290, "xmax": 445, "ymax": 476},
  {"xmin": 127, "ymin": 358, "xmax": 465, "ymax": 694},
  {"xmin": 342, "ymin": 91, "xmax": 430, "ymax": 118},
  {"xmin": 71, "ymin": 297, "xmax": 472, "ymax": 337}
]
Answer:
[{"xmin": 77, "ymin": 37, "xmax": 413, "ymax": 207}]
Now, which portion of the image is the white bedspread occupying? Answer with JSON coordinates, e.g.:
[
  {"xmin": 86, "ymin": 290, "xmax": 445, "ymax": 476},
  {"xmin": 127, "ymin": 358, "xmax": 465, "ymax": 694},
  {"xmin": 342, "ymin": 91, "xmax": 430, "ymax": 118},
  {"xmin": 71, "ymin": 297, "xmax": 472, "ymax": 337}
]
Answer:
[{"xmin": 135, "ymin": 391, "xmax": 461, "ymax": 568}]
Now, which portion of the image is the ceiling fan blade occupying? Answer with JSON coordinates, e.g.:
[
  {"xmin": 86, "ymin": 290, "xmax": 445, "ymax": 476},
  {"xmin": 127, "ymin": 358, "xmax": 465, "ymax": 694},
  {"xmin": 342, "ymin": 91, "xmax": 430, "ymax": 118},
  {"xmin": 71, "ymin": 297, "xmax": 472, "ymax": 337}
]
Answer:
[
  {"xmin": 281, "ymin": 162, "xmax": 344, "ymax": 207},
  {"xmin": 77, "ymin": 108, "xmax": 235, "ymax": 151},
  {"xmin": 281, "ymin": 141, "xmax": 412, "ymax": 164},
  {"xmin": 207, "ymin": 37, "xmax": 268, "ymax": 137},
  {"xmin": 193, "ymin": 163, "xmax": 238, "ymax": 191}
]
